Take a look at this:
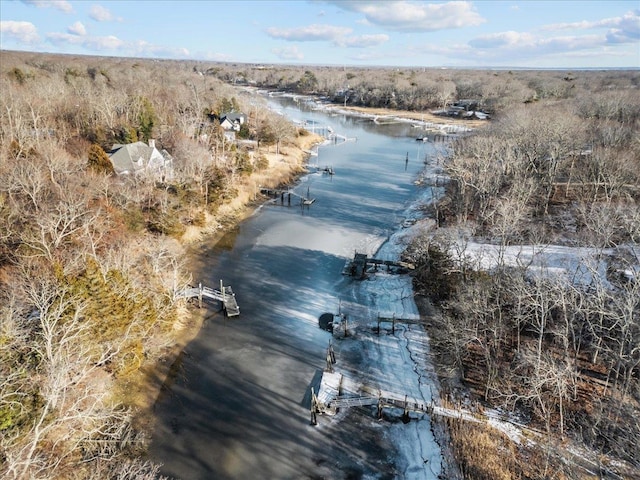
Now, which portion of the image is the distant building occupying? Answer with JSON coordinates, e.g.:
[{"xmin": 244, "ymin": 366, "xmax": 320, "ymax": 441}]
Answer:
[
  {"xmin": 108, "ymin": 139, "xmax": 173, "ymax": 179},
  {"xmin": 432, "ymin": 98, "xmax": 490, "ymax": 120},
  {"xmin": 208, "ymin": 111, "xmax": 247, "ymax": 132}
]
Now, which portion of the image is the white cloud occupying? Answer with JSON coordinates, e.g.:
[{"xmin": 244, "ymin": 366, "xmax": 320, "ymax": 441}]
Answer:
[
  {"xmin": 542, "ymin": 10, "xmax": 639, "ymax": 32},
  {"xmin": 45, "ymin": 30, "xmax": 190, "ymax": 58},
  {"xmin": 272, "ymin": 46, "xmax": 305, "ymax": 60},
  {"xmin": 47, "ymin": 31, "xmax": 124, "ymax": 50},
  {"xmin": 89, "ymin": 4, "xmax": 115, "ymax": 22},
  {"xmin": 84, "ymin": 35, "xmax": 125, "ymax": 50},
  {"xmin": 21, "ymin": 0, "xmax": 73, "ymax": 13},
  {"xmin": 201, "ymin": 51, "xmax": 235, "ymax": 62},
  {"xmin": 456, "ymin": 29, "xmax": 616, "ymax": 65},
  {"xmin": 67, "ymin": 21, "xmax": 86, "ymax": 36},
  {"xmin": 605, "ymin": 10, "xmax": 640, "ymax": 44},
  {"xmin": 541, "ymin": 9, "xmax": 640, "ymax": 45},
  {"xmin": 132, "ymin": 40, "xmax": 190, "ymax": 58},
  {"xmin": 266, "ymin": 24, "xmax": 352, "ymax": 42},
  {"xmin": 347, "ymin": 50, "xmax": 387, "ymax": 62},
  {"xmin": 0, "ymin": 20, "xmax": 40, "ymax": 43},
  {"xmin": 329, "ymin": 0, "xmax": 485, "ymax": 32},
  {"xmin": 266, "ymin": 23, "xmax": 388, "ymax": 49},
  {"xmin": 469, "ymin": 31, "xmax": 536, "ymax": 49},
  {"xmin": 336, "ymin": 33, "xmax": 389, "ymax": 48},
  {"xmin": 451, "ymin": 9, "xmax": 639, "ymax": 66}
]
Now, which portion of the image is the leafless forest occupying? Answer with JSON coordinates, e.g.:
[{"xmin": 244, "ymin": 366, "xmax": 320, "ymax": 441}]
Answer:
[
  {"xmin": 0, "ymin": 51, "xmax": 307, "ymax": 479},
  {"xmin": 1, "ymin": 51, "xmax": 639, "ymax": 479}
]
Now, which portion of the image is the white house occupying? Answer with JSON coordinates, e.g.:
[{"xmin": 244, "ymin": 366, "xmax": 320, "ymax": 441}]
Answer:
[
  {"xmin": 108, "ymin": 139, "xmax": 173, "ymax": 180},
  {"xmin": 219, "ymin": 112, "xmax": 247, "ymax": 132}
]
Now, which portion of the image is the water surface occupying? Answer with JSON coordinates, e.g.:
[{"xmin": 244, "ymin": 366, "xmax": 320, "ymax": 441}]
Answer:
[{"xmin": 150, "ymin": 95, "xmax": 446, "ymax": 479}]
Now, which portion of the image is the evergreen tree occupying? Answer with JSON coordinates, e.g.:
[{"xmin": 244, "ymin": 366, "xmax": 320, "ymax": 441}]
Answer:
[{"xmin": 87, "ymin": 144, "xmax": 115, "ymax": 175}]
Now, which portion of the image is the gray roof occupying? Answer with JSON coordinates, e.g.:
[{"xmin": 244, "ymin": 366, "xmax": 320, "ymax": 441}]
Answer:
[
  {"xmin": 108, "ymin": 141, "xmax": 173, "ymax": 176},
  {"xmin": 108, "ymin": 142, "xmax": 154, "ymax": 175},
  {"xmin": 220, "ymin": 111, "xmax": 246, "ymax": 123}
]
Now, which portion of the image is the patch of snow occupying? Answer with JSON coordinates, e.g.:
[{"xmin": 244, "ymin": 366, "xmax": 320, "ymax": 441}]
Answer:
[{"xmin": 453, "ymin": 241, "xmax": 616, "ymax": 287}]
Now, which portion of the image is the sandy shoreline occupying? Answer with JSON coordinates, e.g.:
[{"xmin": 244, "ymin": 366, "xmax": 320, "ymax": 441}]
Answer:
[{"xmin": 323, "ymin": 103, "xmax": 489, "ymax": 130}]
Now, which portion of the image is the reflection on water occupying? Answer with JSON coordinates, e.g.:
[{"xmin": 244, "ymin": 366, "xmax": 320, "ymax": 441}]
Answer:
[
  {"xmin": 213, "ymin": 226, "xmax": 241, "ymax": 252},
  {"xmin": 150, "ymin": 92, "xmax": 446, "ymax": 480}
]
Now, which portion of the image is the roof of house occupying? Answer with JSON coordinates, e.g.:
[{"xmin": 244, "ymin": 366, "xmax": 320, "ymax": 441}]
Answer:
[
  {"xmin": 108, "ymin": 141, "xmax": 173, "ymax": 175},
  {"xmin": 109, "ymin": 142, "xmax": 153, "ymax": 174},
  {"xmin": 220, "ymin": 111, "xmax": 246, "ymax": 123}
]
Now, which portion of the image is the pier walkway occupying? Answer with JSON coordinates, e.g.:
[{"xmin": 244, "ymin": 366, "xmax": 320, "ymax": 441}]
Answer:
[
  {"xmin": 342, "ymin": 251, "xmax": 414, "ymax": 278},
  {"xmin": 260, "ymin": 188, "xmax": 316, "ymax": 206},
  {"xmin": 178, "ymin": 282, "xmax": 240, "ymax": 317}
]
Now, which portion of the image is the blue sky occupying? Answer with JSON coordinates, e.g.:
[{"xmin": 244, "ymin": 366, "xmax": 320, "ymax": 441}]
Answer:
[{"xmin": 1, "ymin": 0, "xmax": 639, "ymax": 68}]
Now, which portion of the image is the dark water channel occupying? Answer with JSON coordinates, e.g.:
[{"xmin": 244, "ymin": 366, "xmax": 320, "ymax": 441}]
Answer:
[{"xmin": 150, "ymin": 95, "xmax": 446, "ymax": 479}]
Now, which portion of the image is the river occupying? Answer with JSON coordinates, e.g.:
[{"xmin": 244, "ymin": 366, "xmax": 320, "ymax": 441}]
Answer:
[{"xmin": 150, "ymin": 94, "xmax": 449, "ymax": 480}]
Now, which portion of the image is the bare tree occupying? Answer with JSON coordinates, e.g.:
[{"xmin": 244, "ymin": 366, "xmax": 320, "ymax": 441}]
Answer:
[{"xmin": 2, "ymin": 267, "xmax": 128, "ymax": 479}]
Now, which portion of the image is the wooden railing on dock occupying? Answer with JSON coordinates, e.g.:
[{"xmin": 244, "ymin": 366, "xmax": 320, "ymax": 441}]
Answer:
[{"xmin": 177, "ymin": 281, "xmax": 240, "ymax": 317}]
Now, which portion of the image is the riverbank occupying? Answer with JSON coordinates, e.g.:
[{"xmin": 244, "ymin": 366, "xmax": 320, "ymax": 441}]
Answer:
[{"xmin": 140, "ymin": 100, "xmax": 474, "ymax": 468}]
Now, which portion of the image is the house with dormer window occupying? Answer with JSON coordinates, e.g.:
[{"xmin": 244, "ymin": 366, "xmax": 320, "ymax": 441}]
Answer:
[{"xmin": 108, "ymin": 139, "xmax": 173, "ymax": 180}]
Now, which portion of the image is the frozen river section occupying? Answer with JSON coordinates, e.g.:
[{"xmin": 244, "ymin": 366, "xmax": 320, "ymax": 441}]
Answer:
[{"xmin": 150, "ymin": 95, "xmax": 448, "ymax": 480}]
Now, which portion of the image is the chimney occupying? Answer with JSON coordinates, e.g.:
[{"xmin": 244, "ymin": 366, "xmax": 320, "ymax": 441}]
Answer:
[{"xmin": 148, "ymin": 139, "xmax": 155, "ymax": 149}]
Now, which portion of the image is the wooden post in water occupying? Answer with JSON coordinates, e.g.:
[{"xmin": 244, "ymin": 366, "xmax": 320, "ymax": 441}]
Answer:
[
  {"xmin": 402, "ymin": 395, "xmax": 410, "ymax": 423},
  {"xmin": 310, "ymin": 387, "xmax": 318, "ymax": 426},
  {"xmin": 392, "ymin": 313, "xmax": 396, "ymax": 335},
  {"xmin": 220, "ymin": 279, "xmax": 225, "ymax": 314},
  {"xmin": 326, "ymin": 348, "xmax": 334, "ymax": 373},
  {"xmin": 198, "ymin": 282, "xmax": 203, "ymax": 309}
]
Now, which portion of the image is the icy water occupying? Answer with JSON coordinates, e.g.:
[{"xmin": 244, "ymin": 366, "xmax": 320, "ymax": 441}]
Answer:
[{"xmin": 150, "ymin": 95, "xmax": 448, "ymax": 479}]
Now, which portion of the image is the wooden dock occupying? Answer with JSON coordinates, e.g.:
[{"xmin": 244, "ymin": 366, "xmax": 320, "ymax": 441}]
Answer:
[
  {"xmin": 221, "ymin": 286, "xmax": 240, "ymax": 316},
  {"xmin": 342, "ymin": 252, "xmax": 414, "ymax": 278},
  {"xmin": 260, "ymin": 188, "xmax": 315, "ymax": 207},
  {"xmin": 311, "ymin": 370, "xmax": 435, "ymax": 421},
  {"xmin": 178, "ymin": 281, "xmax": 240, "ymax": 317}
]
